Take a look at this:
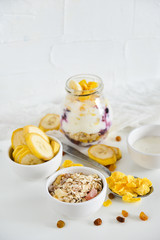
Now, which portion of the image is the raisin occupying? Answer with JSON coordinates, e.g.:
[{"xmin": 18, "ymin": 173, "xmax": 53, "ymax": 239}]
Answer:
[
  {"xmin": 63, "ymin": 151, "xmax": 66, "ymax": 156},
  {"xmin": 116, "ymin": 216, "xmax": 125, "ymax": 223},
  {"xmin": 94, "ymin": 218, "xmax": 102, "ymax": 226},
  {"xmin": 116, "ymin": 136, "xmax": 121, "ymax": 141},
  {"xmin": 108, "ymin": 193, "xmax": 115, "ymax": 199},
  {"xmin": 109, "ymin": 164, "xmax": 116, "ymax": 172},
  {"xmin": 122, "ymin": 210, "xmax": 128, "ymax": 217},
  {"xmin": 57, "ymin": 220, "xmax": 65, "ymax": 228},
  {"xmin": 139, "ymin": 212, "xmax": 148, "ymax": 221}
]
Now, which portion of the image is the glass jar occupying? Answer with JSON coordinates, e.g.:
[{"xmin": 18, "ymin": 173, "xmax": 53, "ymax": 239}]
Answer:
[{"xmin": 61, "ymin": 74, "xmax": 112, "ymax": 146}]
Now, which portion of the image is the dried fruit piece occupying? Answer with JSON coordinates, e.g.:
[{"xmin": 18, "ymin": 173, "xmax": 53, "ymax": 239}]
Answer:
[
  {"xmin": 88, "ymin": 144, "xmax": 116, "ymax": 166},
  {"xmin": 116, "ymin": 216, "xmax": 125, "ymax": 223},
  {"xmin": 116, "ymin": 136, "xmax": 121, "ymax": 142},
  {"xmin": 109, "ymin": 163, "xmax": 117, "ymax": 172},
  {"xmin": 57, "ymin": 220, "xmax": 65, "ymax": 228},
  {"xmin": 39, "ymin": 113, "xmax": 60, "ymax": 132},
  {"xmin": 86, "ymin": 188, "xmax": 97, "ymax": 201},
  {"xmin": 139, "ymin": 212, "xmax": 148, "ymax": 221},
  {"xmin": 87, "ymin": 81, "xmax": 98, "ymax": 90},
  {"xmin": 79, "ymin": 79, "xmax": 88, "ymax": 90},
  {"xmin": 122, "ymin": 210, "xmax": 128, "ymax": 217},
  {"xmin": 94, "ymin": 218, "xmax": 102, "ymax": 226},
  {"xmin": 108, "ymin": 193, "xmax": 115, "ymax": 199},
  {"xmin": 103, "ymin": 199, "xmax": 112, "ymax": 207}
]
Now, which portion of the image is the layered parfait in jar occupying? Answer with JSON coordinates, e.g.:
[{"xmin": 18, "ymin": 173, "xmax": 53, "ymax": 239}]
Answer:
[{"xmin": 61, "ymin": 74, "xmax": 111, "ymax": 146}]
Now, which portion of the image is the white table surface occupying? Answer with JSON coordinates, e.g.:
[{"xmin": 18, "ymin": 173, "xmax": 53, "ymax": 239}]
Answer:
[
  {"xmin": 1, "ymin": 0, "xmax": 160, "ymax": 239},
  {"xmin": 0, "ymin": 128, "xmax": 159, "ymax": 240}
]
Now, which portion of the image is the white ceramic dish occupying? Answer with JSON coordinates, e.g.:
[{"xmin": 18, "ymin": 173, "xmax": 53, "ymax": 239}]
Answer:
[
  {"xmin": 46, "ymin": 166, "xmax": 107, "ymax": 219},
  {"xmin": 127, "ymin": 125, "xmax": 160, "ymax": 169},
  {"xmin": 8, "ymin": 136, "xmax": 62, "ymax": 180}
]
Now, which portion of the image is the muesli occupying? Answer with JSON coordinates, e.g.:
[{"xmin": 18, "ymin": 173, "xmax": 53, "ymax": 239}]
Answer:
[{"xmin": 49, "ymin": 172, "xmax": 103, "ymax": 203}]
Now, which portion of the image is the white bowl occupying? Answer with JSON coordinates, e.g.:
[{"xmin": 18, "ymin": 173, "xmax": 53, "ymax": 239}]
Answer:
[
  {"xmin": 46, "ymin": 166, "xmax": 107, "ymax": 219},
  {"xmin": 8, "ymin": 137, "xmax": 62, "ymax": 180},
  {"xmin": 127, "ymin": 125, "xmax": 160, "ymax": 169}
]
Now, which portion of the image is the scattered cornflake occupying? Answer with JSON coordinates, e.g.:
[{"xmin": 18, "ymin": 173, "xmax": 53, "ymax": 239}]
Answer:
[
  {"xmin": 103, "ymin": 199, "xmax": 112, "ymax": 207},
  {"xmin": 61, "ymin": 160, "xmax": 83, "ymax": 169}
]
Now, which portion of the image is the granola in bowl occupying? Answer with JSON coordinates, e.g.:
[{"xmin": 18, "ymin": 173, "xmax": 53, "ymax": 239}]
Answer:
[{"xmin": 48, "ymin": 172, "xmax": 103, "ymax": 203}]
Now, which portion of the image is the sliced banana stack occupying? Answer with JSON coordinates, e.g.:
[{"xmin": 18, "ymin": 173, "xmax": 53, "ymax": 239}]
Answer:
[
  {"xmin": 88, "ymin": 144, "xmax": 117, "ymax": 166},
  {"xmin": 11, "ymin": 125, "xmax": 60, "ymax": 165},
  {"xmin": 11, "ymin": 128, "xmax": 26, "ymax": 149},
  {"xmin": 39, "ymin": 114, "xmax": 60, "ymax": 132},
  {"xmin": 23, "ymin": 125, "xmax": 49, "ymax": 143},
  {"xmin": 25, "ymin": 133, "xmax": 54, "ymax": 161}
]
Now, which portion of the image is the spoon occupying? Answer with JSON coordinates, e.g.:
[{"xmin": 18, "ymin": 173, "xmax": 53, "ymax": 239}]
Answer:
[{"xmin": 62, "ymin": 143, "xmax": 154, "ymax": 198}]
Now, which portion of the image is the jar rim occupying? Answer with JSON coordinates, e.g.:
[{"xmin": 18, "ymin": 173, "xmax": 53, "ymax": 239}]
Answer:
[{"xmin": 65, "ymin": 74, "xmax": 104, "ymax": 96}]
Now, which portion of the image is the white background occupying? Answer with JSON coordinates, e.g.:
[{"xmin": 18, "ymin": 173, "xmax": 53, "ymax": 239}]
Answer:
[{"xmin": 0, "ymin": 1, "xmax": 160, "ymax": 240}]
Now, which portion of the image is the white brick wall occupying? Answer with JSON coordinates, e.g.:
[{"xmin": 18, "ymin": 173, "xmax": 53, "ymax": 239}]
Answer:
[{"xmin": 0, "ymin": 0, "xmax": 160, "ymax": 139}]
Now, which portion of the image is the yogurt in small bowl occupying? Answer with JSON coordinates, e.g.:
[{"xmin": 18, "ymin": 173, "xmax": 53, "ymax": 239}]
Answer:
[{"xmin": 127, "ymin": 125, "xmax": 160, "ymax": 169}]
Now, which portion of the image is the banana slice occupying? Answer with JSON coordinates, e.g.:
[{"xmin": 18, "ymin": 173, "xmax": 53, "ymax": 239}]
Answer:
[
  {"xmin": 106, "ymin": 146, "xmax": 122, "ymax": 160},
  {"xmin": 68, "ymin": 79, "xmax": 82, "ymax": 91},
  {"xmin": 50, "ymin": 140, "xmax": 60, "ymax": 156},
  {"xmin": 88, "ymin": 144, "xmax": 116, "ymax": 166},
  {"xmin": 12, "ymin": 145, "xmax": 24, "ymax": 159},
  {"xmin": 20, "ymin": 152, "xmax": 44, "ymax": 165},
  {"xmin": 11, "ymin": 128, "xmax": 26, "ymax": 149},
  {"xmin": 13, "ymin": 145, "xmax": 29, "ymax": 163},
  {"xmin": 25, "ymin": 133, "xmax": 54, "ymax": 160},
  {"xmin": 39, "ymin": 114, "xmax": 60, "ymax": 132},
  {"xmin": 23, "ymin": 125, "xmax": 49, "ymax": 143}
]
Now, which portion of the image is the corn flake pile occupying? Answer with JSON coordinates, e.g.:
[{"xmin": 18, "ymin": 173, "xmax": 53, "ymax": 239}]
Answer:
[{"xmin": 106, "ymin": 171, "xmax": 152, "ymax": 203}]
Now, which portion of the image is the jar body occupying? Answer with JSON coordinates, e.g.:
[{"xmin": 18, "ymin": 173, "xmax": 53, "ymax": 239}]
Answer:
[{"xmin": 61, "ymin": 75, "xmax": 112, "ymax": 146}]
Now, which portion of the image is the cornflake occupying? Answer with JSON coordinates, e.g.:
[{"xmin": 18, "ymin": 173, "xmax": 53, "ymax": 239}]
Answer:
[{"xmin": 106, "ymin": 171, "xmax": 152, "ymax": 202}]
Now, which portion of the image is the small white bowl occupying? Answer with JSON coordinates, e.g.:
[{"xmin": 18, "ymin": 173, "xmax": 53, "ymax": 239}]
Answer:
[
  {"xmin": 8, "ymin": 137, "xmax": 62, "ymax": 180},
  {"xmin": 46, "ymin": 166, "xmax": 107, "ymax": 219},
  {"xmin": 127, "ymin": 125, "xmax": 160, "ymax": 169}
]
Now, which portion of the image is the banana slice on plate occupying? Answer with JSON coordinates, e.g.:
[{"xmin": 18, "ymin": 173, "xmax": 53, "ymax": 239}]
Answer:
[
  {"xmin": 110, "ymin": 146, "xmax": 122, "ymax": 160},
  {"xmin": 50, "ymin": 140, "xmax": 60, "ymax": 156},
  {"xmin": 88, "ymin": 144, "xmax": 116, "ymax": 166},
  {"xmin": 25, "ymin": 133, "xmax": 54, "ymax": 160},
  {"xmin": 68, "ymin": 79, "xmax": 82, "ymax": 91},
  {"xmin": 23, "ymin": 125, "xmax": 49, "ymax": 143},
  {"xmin": 11, "ymin": 128, "xmax": 26, "ymax": 149},
  {"xmin": 20, "ymin": 152, "xmax": 44, "ymax": 165},
  {"xmin": 39, "ymin": 114, "xmax": 60, "ymax": 132}
]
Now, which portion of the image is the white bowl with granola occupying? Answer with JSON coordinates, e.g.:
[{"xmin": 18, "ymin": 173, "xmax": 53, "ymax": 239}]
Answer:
[{"xmin": 46, "ymin": 166, "xmax": 107, "ymax": 218}]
